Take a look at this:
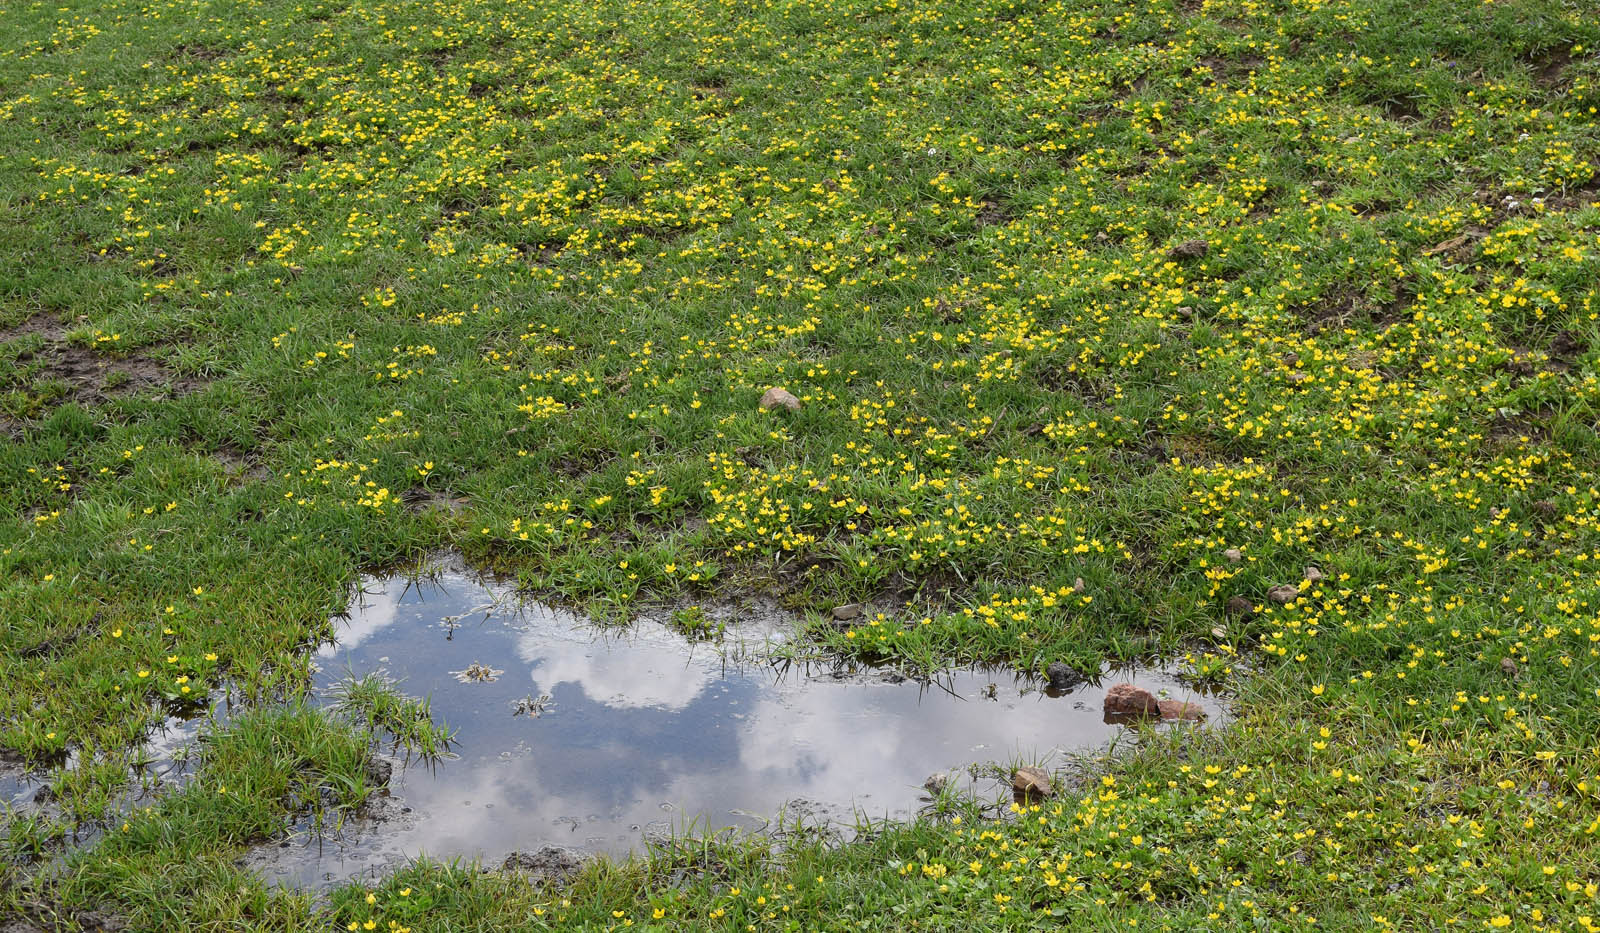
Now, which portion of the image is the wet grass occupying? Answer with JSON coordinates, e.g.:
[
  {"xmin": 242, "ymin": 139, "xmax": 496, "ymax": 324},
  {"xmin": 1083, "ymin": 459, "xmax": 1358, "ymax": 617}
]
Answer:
[
  {"xmin": 329, "ymin": 673, "xmax": 455, "ymax": 760},
  {"xmin": 1, "ymin": 0, "xmax": 1599, "ymax": 925}
]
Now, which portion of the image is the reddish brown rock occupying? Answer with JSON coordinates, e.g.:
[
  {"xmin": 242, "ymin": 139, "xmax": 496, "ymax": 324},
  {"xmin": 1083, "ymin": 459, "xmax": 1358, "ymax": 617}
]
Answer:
[
  {"xmin": 1158, "ymin": 699, "xmax": 1207, "ymax": 721},
  {"xmin": 1012, "ymin": 766, "xmax": 1052, "ymax": 798},
  {"xmin": 1104, "ymin": 682, "xmax": 1161, "ymax": 718}
]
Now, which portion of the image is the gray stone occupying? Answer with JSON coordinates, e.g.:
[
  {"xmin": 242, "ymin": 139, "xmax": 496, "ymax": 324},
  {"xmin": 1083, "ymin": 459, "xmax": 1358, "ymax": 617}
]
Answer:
[
  {"xmin": 1045, "ymin": 662, "xmax": 1084, "ymax": 691},
  {"xmin": 1011, "ymin": 766, "xmax": 1052, "ymax": 798},
  {"xmin": 759, "ymin": 387, "xmax": 801, "ymax": 411}
]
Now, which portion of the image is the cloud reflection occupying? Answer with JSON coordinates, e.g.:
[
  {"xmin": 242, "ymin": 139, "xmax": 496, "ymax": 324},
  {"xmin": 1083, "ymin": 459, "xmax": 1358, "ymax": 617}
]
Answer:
[{"xmin": 276, "ymin": 567, "xmax": 1222, "ymax": 889}]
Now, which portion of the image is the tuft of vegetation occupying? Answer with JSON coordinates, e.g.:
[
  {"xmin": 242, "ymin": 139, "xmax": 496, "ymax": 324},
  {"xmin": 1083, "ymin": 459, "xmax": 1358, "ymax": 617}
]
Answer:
[
  {"xmin": 668, "ymin": 605, "xmax": 728, "ymax": 641},
  {"xmin": 329, "ymin": 672, "xmax": 455, "ymax": 760}
]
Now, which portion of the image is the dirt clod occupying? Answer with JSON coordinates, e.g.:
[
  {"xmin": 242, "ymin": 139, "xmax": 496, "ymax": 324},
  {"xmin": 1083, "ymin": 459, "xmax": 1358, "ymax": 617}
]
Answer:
[
  {"xmin": 502, "ymin": 846, "xmax": 585, "ymax": 885},
  {"xmin": 365, "ymin": 757, "xmax": 393, "ymax": 788},
  {"xmin": 1168, "ymin": 238, "xmax": 1209, "ymax": 260}
]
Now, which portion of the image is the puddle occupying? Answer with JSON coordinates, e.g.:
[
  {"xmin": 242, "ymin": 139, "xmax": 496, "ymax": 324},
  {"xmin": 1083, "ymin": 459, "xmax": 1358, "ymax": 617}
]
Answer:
[
  {"xmin": 0, "ymin": 756, "xmax": 35, "ymax": 810},
  {"xmin": 248, "ymin": 566, "xmax": 1222, "ymax": 887},
  {"xmin": 2, "ymin": 693, "xmax": 235, "ymax": 833}
]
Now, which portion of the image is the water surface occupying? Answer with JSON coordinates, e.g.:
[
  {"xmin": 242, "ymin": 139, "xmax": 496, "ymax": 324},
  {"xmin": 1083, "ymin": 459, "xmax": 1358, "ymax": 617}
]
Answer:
[{"xmin": 248, "ymin": 566, "xmax": 1220, "ymax": 886}]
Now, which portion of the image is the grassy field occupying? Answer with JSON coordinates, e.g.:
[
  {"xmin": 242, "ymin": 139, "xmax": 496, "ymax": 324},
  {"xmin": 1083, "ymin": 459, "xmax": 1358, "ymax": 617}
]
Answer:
[{"xmin": 2, "ymin": 0, "xmax": 1599, "ymax": 925}]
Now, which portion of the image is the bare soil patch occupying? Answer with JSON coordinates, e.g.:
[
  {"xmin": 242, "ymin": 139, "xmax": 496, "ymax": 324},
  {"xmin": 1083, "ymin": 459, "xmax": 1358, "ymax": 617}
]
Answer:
[{"xmin": 0, "ymin": 314, "xmax": 200, "ymax": 410}]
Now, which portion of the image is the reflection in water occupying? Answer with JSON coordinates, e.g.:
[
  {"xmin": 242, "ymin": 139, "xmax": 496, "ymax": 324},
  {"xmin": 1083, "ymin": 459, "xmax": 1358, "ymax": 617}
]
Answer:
[
  {"xmin": 250, "ymin": 568, "xmax": 1222, "ymax": 887},
  {"xmin": 1, "ymin": 695, "xmax": 225, "ymax": 841}
]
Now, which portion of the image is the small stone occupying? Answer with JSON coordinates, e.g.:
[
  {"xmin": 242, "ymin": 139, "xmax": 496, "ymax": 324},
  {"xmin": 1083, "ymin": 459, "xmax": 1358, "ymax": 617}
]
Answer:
[
  {"xmin": 1046, "ymin": 661, "xmax": 1084, "ymax": 691},
  {"xmin": 1168, "ymin": 238, "xmax": 1209, "ymax": 260},
  {"xmin": 1104, "ymin": 682, "xmax": 1161, "ymax": 718},
  {"xmin": 1267, "ymin": 584, "xmax": 1299, "ymax": 604},
  {"xmin": 1158, "ymin": 699, "xmax": 1207, "ymax": 721},
  {"xmin": 759, "ymin": 387, "xmax": 801, "ymax": 411},
  {"xmin": 831, "ymin": 603, "xmax": 863, "ymax": 621},
  {"xmin": 1211, "ymin": 624, "xmax": 1228, "ymax": 639},
  {"xmin": 924, "ymin": 772, "xmax": 950, "ymax": 795},
  {"xmin": 1303, "ymin": 565, "xmax": 1324, "ymax": 583},
  {"xmin": 1012, "ymin": 766, "xmax": 1052, "ymax": 798},
  {"xmin": 1072, "ymin": 577, "xmax": 1086, "ymax": 593},
  {"xmin": 1176, "ymin": 305, "xmax": 1194, "ymax": 318},
  {"xmin": 1500, "ymin": 657, "xmax": 1519, "ymax": 676},
  {"xmin": 1225, "ymin": 595, "xmax": 1255, "ymax": 617},
  {"xmin": 1223, "ymin": 548, "xmax": 1242, "ymax": 563}
]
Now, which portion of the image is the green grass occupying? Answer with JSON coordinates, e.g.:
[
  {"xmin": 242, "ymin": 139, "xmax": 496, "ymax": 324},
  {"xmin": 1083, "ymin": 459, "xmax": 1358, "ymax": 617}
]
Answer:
[{"xmin": 2, "ymin": 0, "xmax": 1599, "ymax": 925}]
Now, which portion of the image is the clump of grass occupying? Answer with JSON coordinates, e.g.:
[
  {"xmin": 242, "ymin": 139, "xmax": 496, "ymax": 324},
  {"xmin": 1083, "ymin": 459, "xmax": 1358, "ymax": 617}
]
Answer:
[
  {"xmin": 328, "ymin": 672, "xmax": 454, "ymax": 760},
  {"xmin": 667, "ymin": 605, "xmax": 726, "ymax": 641},
  {"xmin": 12, "ymin": 705, "xmax": 367, "ymax": 930}
]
